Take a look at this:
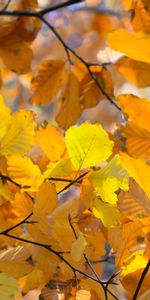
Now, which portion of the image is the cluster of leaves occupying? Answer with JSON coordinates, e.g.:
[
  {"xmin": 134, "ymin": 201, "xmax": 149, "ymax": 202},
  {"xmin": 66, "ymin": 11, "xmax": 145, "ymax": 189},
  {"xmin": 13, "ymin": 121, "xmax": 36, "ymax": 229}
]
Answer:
[{"xmin": 0, "ymin": 0, "xmax": 150, "ymax": 299}]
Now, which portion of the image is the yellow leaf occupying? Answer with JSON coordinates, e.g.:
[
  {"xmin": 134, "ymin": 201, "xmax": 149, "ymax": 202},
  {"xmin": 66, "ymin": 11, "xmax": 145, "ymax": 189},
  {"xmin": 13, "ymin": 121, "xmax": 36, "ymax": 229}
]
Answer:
[
  {"xmin": 92, "ymin": 198, "xmax": 122, "ymax": 227},
  {"xmin": 107, "ymin": 29, "xmax": 150, "ymax": 63},
  {"xmin": 35, "ymin": 124, "xmax": 66, "ymax": 161},
  {"xmin": 0, "ymin": 273, "xmax": 18, "ymax": 300},
  {"xmin": 56, "ymin": 70, "xmax": 81, "ymax": 129},
  {"xmin": 116, "ymin": 57, "xmax": 150, "ymax": 87},
  {"xmin": 121, "ymin": 153, "xmax": 150, "ymax": 200},
  {"xmin": 118, "ymin": 94, "xmax": 150, "ymax": 131},
  {"xmin": 33, "ymin": 181, "xmax": 57, "ymax": 217},
  {"xmin": 44, "ymin": 158, "xmax": 73, "ymax": 179},
  {"xmin": 32, "ymin": 60, "xmax": 66, "ymax": 104},
  {"xmin": 71, "ymin": 232, "xmax": 86, "ymax": 262},
  {"xmin": 90, "ymin": 155, "xmax": 128, "ymax": 204},
  {"xmin": 0, "ymin": 178, "xmax": 12, "ymax": 206},
  {"xmin": 121, "ymin": 252, "xmax": 147, "ymax": 278},
  {"xmin": 65, "ymin": 121, "xmax": 113, "ymax": 170},
  {"xmin": 44, "ymin": 158, "xmax": 73, "ymax": 192},
  {"xmin": 0, "ymin": 246, "xmax": 33, "ymax": 278},
  {"xmin": 7, "ymin": 154, "xmax": 42, "ymax": 190},
  {"xmin": 0, "ymin": 110, "xmax": 36, "ymax": 155},
  {"xmin": 0, "ymin": 95, "xmax": 11, "ymax": 140}
]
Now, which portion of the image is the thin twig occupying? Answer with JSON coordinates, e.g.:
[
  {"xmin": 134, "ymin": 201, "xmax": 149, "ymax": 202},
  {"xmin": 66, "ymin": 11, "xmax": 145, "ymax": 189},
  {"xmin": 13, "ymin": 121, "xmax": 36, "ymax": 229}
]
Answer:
[
  {"xmin": 0, "ymin": 4, "xmax": 121, "ymax": 111},
  {"xmin": 132, "ymin": 259, "xmax": 150, "ymax": 300},
  {"xmin": 1, "ymin": 0, "xmax": 12, "ymax": 11}
]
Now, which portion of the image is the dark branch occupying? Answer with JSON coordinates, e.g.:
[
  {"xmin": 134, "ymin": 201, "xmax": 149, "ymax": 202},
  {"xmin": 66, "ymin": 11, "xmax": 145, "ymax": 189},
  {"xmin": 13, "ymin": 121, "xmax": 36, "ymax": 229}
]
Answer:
[
  {"xmin": 132, "ymin": 259, "xmax": 150, "ymax": 300},
  {"xmin": 0, "ymin": 2, "xmax": 121, "ymax": 111}
]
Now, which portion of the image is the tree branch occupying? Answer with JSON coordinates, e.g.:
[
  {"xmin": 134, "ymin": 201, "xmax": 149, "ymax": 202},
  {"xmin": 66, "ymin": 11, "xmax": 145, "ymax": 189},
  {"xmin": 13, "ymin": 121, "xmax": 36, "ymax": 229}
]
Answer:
[
  {"xmin": 132, "ymin": 259, "xmax": 150, "ymax": 300},
  {"xmin": 0, "ymin": 2, "xmax": 121, "ymax": 112}
]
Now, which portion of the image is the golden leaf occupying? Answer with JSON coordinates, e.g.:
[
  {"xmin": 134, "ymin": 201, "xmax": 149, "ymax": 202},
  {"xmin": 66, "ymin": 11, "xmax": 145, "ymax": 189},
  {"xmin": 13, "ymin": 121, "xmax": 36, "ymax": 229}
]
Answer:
[
  {"xmin": 0, "ymin": 273, "xmax": 18, "ymax": 300},
  {"xmin": 121, "ymin": 153, "xmax": 150, "ymax": 200},
  {"xmin": 56, "ymin": 70, "xmax": 81, "ymax": 129},
  {"xmin": 0, "ymin": 95, "xmax": 11, "ymax": 140},
  {"xmin": 7, "ymin": 154, "xmax": 43, "ymax": 190},
  {"xmin": 118, "ymin": 94, "xmax": 150, "ymax": 131},
  {"xmin": 116, "ymin": 57, "xmax": 150, "ymax": 87},
  {"xmin": 33, "ymin": 181, "xmax": 58, "ymax": 217},
  {"xmin": 71, "ymin": 232, "xmax": 86, "ymax": 262},
  {"xmin": 35, "ymin": 124, "xmax": 66, "ymax": 162},
  {"xmin": 120, "ymin": 123, "xmax": 150, "ymax": 159},
  {"xmin": 0, "ymin": 110, "xmax": 36, "ymax": 155},
  {"xmin": 107, "ymin": 29, "xmax": 150, "ymax": 63},
  {"xmin": 0, "ymin": 246, "xmax": 33, "ymax": 278},
  {"xmin": 32, "ymin": 60, "xmax": 66, "ymax": 104}
]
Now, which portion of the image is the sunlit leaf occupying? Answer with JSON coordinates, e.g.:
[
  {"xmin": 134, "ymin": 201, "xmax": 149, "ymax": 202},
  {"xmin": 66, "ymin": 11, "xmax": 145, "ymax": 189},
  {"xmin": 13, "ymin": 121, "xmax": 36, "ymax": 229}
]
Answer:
[
  {"xmin": 71, "ymin": 232, "xmax": 86, "ymax": 262},
  {"xmin": 0, "ymin": 110, "xmax": 36, "ymax": 155},
  {"xmin": 107, "ymin": 29, "xmax": 150, "ymax": 63},
  {"xmin": 118, "ymin": 94, "xmax": 150, "ymax": 131},
  {"xmin": 121, "ymin": 153, "xmax": 150, "ymax": 200},
  {"xmin": 65, "ymin": 121, "xmax": 113, "ymax": 170},
  {"xmin": 33, "ymin": 181, "xmax": 57, "ymax": 217},
  {"xmin": 7, "ymin": 154, "xmax": 43, "ymax": 190},
  {"xmin": 92, "ymin": 197, "xmax": 122, "ymax": 227},
  {"xmin": 0, "ymin": 95, "xmax": 11, "ymax": 140},
  {"xmin": 90, "ymin": 155, "xmax": 128, "ymax": 204},
  {"xmin": 35, "ymin": 124, "xmax": 66, "ymax": 161},
  {"xmin": 0, "ymin": 246, "xmax": 33, "ymax": 278},
  {"xmin": 116, "ymin": 57, "xmax": 150, "ymax": 87}
]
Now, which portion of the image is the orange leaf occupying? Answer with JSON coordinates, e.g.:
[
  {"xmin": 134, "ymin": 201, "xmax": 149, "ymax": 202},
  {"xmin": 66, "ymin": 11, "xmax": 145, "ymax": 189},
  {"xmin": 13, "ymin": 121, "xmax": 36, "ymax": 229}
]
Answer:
[
  {"xmin": 35, "ymin": 124, "xmax": 66, "ymax": 162},
  {"xmin": 31, "ymin": 60, "xmax": 66, "ymax": 105}
]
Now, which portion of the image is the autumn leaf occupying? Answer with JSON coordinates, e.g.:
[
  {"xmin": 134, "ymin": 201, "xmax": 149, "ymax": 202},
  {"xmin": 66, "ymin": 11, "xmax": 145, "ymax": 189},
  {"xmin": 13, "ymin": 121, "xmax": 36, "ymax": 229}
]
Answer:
[
  {"xmin": 121, "ymin": 153, "xmax": 150, "ymax": 200},
  {"xmin": 0, "ymin": 246, "xmax": 33, "ymax": 278},
  {"xmin": 92, "ymin": 198, "xmax": 122, "ymax": 227},
  {"xmin": 71, "ymin": 232, "xmax": 86, "ymax": 262},
  {"xmin": 0, "ymin": 110, "xmax": 36, "ymax": 155},
  {"xmin": 115, "ymin": 57, "xmax": 150, "ymax": 88},
  {"xmin": 118, "ymin": 94, "xmax": 150, "ymax": 131},
  {"xmin": 0, "ymin": 35, "xmax": 33, "ymax": 74},
  {"xmin": 109, "ymin": 219, "xmax": 144, "ymax": 268},
  {"xmin": 7, "ymin": 154, "xmax": 43, "ymax": 190},
  {"xmin": 0, "ymin": 95, "xmax": 11, "ymax": 140},
  {"xmin": 120, "ymin": 123, "xmax": 150, "ymax": 159},
  {"xmin": 35, "ymin": 124, "xmax": 66, "ymax": 162},
  {"xmin": 33, "ymin": 181, "xmax": 58, "ymax": 217},
  {"xmin": 0, "ymin": 273, "xmax": 18, "ymax": 300},
  {"xmin": 56, "ymin": 70, "xmax": 81, "ymax": 129},
  {"xmin": 31, "ymin": 60, "xmax": 66, "ymax": 105},
  {"xmin": 118, "ymin": 182, "xmax": 150, "ymax": 219},
  {"xmin": 65, "ymin": 121, "xmax": 113, "ymax": 170},
  {"xmin": 107, "ymin": 29, "xmax": 150, "ymax": 63},
  {"xmin": 90, "ymin": 155, "xmax": 128, "ymax": 204}
]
